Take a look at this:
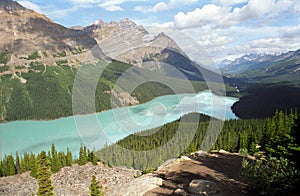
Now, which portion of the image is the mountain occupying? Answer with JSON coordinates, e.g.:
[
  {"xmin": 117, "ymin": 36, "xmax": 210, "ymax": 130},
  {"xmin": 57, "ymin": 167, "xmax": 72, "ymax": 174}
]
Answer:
[
  {"xmin": 220, "ymin": 50, "xmax": 300, "ymax": 118},
  {"xmin": 0, "ymin": 1, "xmax": 237, "ymax": 122},
  {"xmin": 0, "ymin": 0, "xmax": 99, "ymax": 68},
  {"xmin": 83, "ymin": 18, "xmax": 185, "ymax": 67},
  {"xmin": 83, "ymin": 19, "xmax": 232, "ymax": 83},
  {"xmin": 220, "ymin": 49, "xmax": 300, "ymax": 85}
]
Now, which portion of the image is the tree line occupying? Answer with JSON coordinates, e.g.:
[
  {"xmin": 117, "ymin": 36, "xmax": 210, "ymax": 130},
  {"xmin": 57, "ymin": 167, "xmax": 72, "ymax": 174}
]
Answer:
[
  {"xmin": 96, "ymin": 111, "xmax": 298, "ymax": 171},
  {"xmin": 0, "ymin": 144, "xmax": 98, "ymax": 178}
]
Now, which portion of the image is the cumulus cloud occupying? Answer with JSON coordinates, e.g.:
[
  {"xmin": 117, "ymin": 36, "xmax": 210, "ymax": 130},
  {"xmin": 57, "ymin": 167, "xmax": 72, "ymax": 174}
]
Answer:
[
  {"xmin": 134, "ymin": 0, "xmax": 198, "ymax": 13},
  {"xmin": 231, "ymin": 0, "xmax": 294, "ymax": 21},
  {"xmin": 174, "ymin": 4, "xmax": 234, "ymax": 29},
  {"xmin": 173, "ymin": 0, "xmax": 297, "ymax": 29}
]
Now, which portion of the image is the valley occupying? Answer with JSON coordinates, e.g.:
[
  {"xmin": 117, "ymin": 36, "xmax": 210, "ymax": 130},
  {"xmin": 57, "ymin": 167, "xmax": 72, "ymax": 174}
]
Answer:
[{"xmin": 0, "ymin": 0, "xmax": 299, "ymax": 195}]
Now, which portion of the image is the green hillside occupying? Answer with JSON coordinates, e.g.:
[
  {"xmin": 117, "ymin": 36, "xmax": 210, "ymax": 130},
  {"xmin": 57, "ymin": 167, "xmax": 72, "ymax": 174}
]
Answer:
[{"xmin": 0, "ymin": 61, "xmax": 235, "ymax": 122}]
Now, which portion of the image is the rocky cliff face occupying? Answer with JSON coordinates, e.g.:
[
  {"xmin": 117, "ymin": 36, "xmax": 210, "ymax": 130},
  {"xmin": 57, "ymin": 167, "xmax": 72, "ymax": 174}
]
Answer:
[
  {"xmin": 84, "ymin": 18, "xmax": 185, "ymax": 68},
  {"xmin": 0, "ymin": 0, "xmax": 100, "ymax": 69},
  {"xmin": 83, "ymin": 18, "xmax": 220, "ymax": 82}
]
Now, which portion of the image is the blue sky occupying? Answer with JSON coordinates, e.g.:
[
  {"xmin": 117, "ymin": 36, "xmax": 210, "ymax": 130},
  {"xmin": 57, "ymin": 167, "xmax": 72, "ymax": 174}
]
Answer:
[{"xmin": 18, "ymin": 0, "xmax": 300, "ymax": 62}]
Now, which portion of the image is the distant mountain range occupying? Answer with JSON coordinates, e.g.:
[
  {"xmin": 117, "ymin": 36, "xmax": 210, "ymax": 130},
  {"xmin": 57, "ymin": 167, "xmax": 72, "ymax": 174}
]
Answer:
[
  {"xmin": 219, "ymin": 49, "xmax": 300, "ymax": 86},
  {"xmin": 220, "ymin": 49, "xmax": 300, "ymax": 118}
]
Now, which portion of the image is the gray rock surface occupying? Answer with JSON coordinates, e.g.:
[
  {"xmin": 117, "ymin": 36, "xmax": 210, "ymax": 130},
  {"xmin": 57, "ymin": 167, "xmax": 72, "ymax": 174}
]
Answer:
[
  {"xmin": 108, "ymin": 174, "xmax": 162, "ymax": 196},
  {"xmin": 188, "ymin": 179, "xmax": 220, "ymax": 195},
  {"xmin": 0, "ymin": 162, "xmax": 139, "ymax": 196}
]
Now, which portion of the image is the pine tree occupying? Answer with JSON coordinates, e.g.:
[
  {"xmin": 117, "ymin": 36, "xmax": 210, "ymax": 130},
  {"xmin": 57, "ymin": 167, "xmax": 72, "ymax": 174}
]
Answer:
[
  {"xmin": 89, "ymin": 175, "xmax": 103, "ymax": 196},
  {"xmin": 36, "ymin": 151, "xmax": 54, "ymax": 196},
  {"xmin": 58, "ymin": 152, "xmax": 66, "ymax": 167},
  {"xmin": 66, "ymin": 148, "xmax": 73, "ymax": 166},
  {"xmin": 50, "ymin": 144, "xmax": 60, "ymax": 173},
  {"xmin": 88, "ymin": 150, "xmax": 98, "ymax": 165},
  {"xmin": 0, "ymin": 160, "xmax": 4, "ymax": 177},
  {"xmin": 20, "ymin": 152, "xmax": 30, "ymax": 173},
  {"xmin": 265, "ymin": 111, "xmax": 298, "ymax": 159},
  {"xmin": 29, "ymin": 153, "xmax": 37, "ymax": 178},
  {"xmin": 6, "ymin": 155, "xmax": 16, "ymax": 176},
  {"xmin": 78, "ymin": 145, "xmax": 88, "ymax": 166},
  {"xmin": 15, "ymin": 152, "xmax": 21, "ymax": 174}
]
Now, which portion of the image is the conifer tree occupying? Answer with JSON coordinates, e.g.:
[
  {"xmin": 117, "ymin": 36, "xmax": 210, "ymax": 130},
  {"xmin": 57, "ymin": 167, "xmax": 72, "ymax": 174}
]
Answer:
[
  {"xmin": 78, "ymin": 145, "xmax": 88, "ymax": 165},
  {"xmin": 6, "ymin": 155, "xmax": 16, "ymax": 176},
  {"xmin": 58, "ymin": 152, "xmax": 66, "ymax": 167},
  {"xmin": 29, "ymin": 153, "xmax": 37, "ymax": 178},
  {"xmin": 66, "ymin": 148, "xmax": 73, "ymax": 166},
  {"xmin": 89, "ymin": 175, "xmax": 103, "ymax": 196},
  {"xmin": 51, "ymin": 144, "xmax": 60, "ymax": 173},
  {"xmin": 36, "ymin": 151, "xmax": 54, "ymax": 196},
  {"xmin": 0, "ymin": 160, "xmax": 4, "ymax": 177},
  {"xmin": 15, "ymin": 152, "xmax": 20, "ymax": 174},
  {"xmin": 20, "ymin": 152, "xmax": 30, "ymax": 173}
]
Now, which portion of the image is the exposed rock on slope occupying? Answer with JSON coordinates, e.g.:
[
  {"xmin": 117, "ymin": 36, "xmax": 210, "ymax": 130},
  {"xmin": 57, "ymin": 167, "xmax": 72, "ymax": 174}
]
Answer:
[
  {"xmin": 0, "ymin": 151, "xmax": 255, "ymax": 196},
  {"xmin": 84, "ymin": 18, "xmax": 185, "ymax": 67},
  {"xmin": 0, "ymin": 162, "xmax": 140, "ymax": 196},
  {"xmin": 84, "ymin": 19, "xmax": 233, "ymax": 83},
  {"xmin": 145, "ymin": 150, "xmax": 254, "ymax": 195},
  {"xmin": 0, "ymin": 0, "xmax": 100, "ymax": 68}
]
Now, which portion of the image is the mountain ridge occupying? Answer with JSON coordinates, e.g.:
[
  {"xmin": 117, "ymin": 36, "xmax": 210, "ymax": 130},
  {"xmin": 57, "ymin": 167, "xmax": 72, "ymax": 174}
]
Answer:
[{"xmin": 220, "ymin": 49, "xmax": 300, "ymax": 86}]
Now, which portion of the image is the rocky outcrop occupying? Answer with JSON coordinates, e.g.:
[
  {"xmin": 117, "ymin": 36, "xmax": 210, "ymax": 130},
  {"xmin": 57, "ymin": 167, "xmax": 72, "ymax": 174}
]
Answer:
[
  {"xmin": 108, "ymin": 174, "xmax": 162, "ymax": 196},
  {"xmin": 0, "ymin": 162, "xmax": 139, "ymax": 196},
  {"xmin": 146, "ymin": 150, "xmax": 254, "ymax": 196},
  {"xmin": 0, "ymin": 151, "xmax": 255, "ymax": 196}
]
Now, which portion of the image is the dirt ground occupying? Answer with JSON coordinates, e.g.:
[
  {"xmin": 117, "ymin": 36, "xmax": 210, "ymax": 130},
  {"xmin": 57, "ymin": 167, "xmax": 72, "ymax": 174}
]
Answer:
[{"xmin": 145, "ymin": 151, "xmax": 257, "ymax": 196}]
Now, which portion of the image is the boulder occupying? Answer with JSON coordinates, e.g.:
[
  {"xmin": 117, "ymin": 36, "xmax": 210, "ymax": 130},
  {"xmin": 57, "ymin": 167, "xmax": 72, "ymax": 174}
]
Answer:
[
  {"xmin": 174, "ymin": 188, "xmax": 187, "ymax": 195},
  {"xmin": 188, "ymin": 179, "xmax": 219, "ymax": 195}
]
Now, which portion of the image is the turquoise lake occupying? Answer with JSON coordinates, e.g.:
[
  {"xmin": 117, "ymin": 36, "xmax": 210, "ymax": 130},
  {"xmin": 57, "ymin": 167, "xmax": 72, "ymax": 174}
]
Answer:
[{"xmin": 0, "ymin": 90, "xmax": 238, "ymax": 158}]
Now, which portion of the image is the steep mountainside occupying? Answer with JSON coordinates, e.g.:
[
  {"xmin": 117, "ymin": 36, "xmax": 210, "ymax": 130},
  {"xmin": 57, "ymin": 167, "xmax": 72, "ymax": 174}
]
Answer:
[
  {"xmin": 0, "ymin": 0, "xmax": 99, "ymax": 69},
  {"xmin": 83, "ymin": 19, "xmax": 233, "ymax": 83},
  {"xmin": 220, "ymin": 49, "xmax": 300, "ymax": 86},
  {"xmin": 83, "ymin": 19, "xmax": 185, "ymax": 67}
]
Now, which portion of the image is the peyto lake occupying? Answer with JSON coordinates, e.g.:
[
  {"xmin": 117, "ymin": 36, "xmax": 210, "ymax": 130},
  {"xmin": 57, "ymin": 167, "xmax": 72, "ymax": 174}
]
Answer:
[{"xmin": 0, "ymin": 90, "xmax": 238, "ymax": 158}]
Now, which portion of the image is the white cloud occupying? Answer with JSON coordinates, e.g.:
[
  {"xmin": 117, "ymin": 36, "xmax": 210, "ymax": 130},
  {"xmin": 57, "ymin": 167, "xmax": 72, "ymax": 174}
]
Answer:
[
  {"xmin": 173, "ymin": 0, "xmax": 297, "ymax": 29},
  {"xmin": 134, "ymin": 0, "xmax": 198, "ymax": 13},
  {"xmin": 174, "ymin": 4, "xmax": 233, "ymax": 29},
  {"xmin": 212, "ymin": 0, "xmax": 249, "ymax": 6},
  {"xmin": 104, "ymin": 5, "xmax": 124, "ymax": 11},
  {"xmin": 17, "ymin": 1, "xmax": 44, "ymax": 14},
  {"xmin": 68, "ymin": 0, "xmax": 102, "ymax": 4},
  {"xmin": 97, "ymin": 0, "xmax": 145, "ymax": 11},
  {"xmin": 18, "ymin": 1, "xmax": 84, "ymax": 18},
  {"xmin": 151, "ymin": 2, "xmax": 169, "ymax": 12},
  {"xmin": 150, "ymin": 22, "xmax": 175, "ymax": 28},
  {"xmin": 279, "ymin": 24, "xmax": 300, "ymax": 39},
  {"xmin": 231, "ymin": 0, "xmax": 295, "ymax": 21}
]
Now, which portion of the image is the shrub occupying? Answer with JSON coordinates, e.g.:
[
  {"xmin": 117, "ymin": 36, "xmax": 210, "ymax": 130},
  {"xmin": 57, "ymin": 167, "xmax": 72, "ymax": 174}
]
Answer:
[{"xmin": 241, "ymin": 157, "xmax": 299, "ymax": 195}]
